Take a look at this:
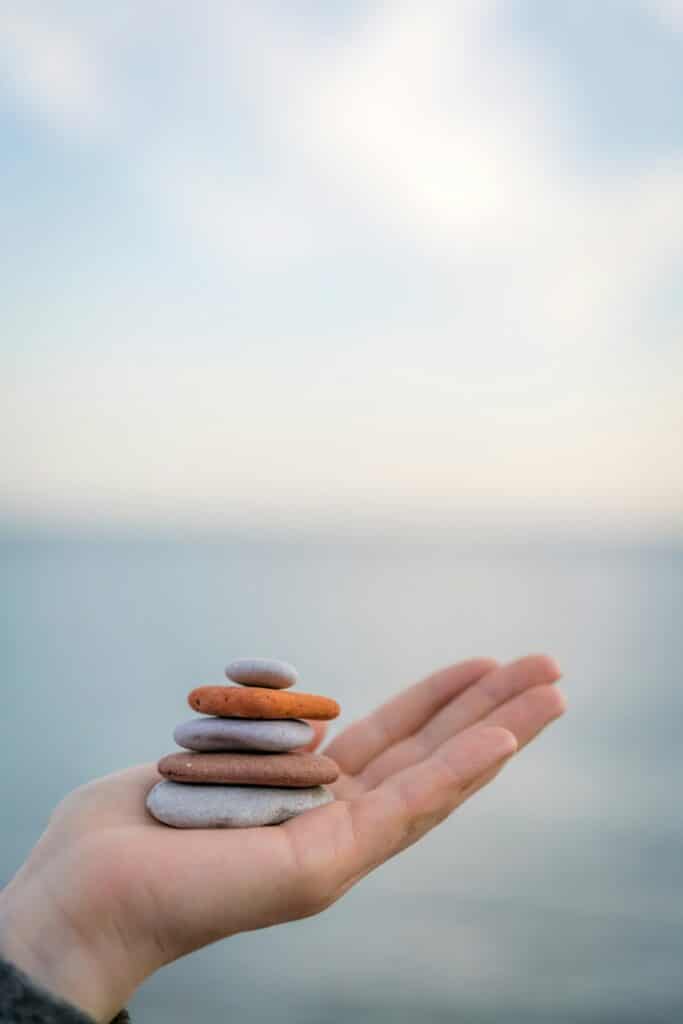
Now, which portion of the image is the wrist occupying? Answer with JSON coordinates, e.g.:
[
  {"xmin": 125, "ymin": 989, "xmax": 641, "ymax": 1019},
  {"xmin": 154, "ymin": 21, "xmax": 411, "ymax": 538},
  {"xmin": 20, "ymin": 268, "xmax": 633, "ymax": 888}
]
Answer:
[{"xmin": 0, "ymin": 875, "xmax": 130, "ymax": 1024}]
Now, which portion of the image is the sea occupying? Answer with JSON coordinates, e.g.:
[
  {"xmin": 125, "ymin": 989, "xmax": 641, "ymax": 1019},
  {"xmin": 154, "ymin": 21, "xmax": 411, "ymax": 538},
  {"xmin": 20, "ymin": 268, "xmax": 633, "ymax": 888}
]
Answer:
[{"xmin": 1, "ymin": 531, "xmax": 682, "ymax": 1023}]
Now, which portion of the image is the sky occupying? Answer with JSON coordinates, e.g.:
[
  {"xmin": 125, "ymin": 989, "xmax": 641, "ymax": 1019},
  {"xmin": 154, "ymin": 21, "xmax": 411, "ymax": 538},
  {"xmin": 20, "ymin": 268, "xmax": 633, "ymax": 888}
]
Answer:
[{"xmin": 2, "ymin": 1, "xmax": 682, "ymax": 538}]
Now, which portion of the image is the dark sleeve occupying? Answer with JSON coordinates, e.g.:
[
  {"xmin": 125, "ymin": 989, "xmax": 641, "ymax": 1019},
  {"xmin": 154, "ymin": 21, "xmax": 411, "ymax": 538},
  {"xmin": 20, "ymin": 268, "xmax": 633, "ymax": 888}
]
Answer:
[{"xmin": 0, "ymin": 958, "xmax": 130, "ymax": 1024}]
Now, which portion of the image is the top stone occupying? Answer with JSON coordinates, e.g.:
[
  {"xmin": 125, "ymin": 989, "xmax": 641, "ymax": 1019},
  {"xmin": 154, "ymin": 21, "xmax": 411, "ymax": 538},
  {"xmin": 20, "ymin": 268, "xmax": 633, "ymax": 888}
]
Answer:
[{"xmin": 225, "ymin": 658, "xmax": 298, "ymax": 690}]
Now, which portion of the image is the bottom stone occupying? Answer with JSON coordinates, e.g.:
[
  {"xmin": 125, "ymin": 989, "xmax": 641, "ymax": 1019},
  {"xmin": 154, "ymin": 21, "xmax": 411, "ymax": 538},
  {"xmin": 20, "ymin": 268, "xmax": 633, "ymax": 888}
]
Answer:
[{"xmin": 146, "ymin": 780, "xmax": 333, "ymax": 828}]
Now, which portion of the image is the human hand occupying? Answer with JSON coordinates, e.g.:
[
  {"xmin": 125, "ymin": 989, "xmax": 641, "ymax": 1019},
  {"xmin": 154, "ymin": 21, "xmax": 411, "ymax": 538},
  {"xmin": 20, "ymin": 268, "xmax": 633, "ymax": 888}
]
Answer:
[{"xmin": 0, "ymin": 654, "xmax": 564, "ymax": 1022}]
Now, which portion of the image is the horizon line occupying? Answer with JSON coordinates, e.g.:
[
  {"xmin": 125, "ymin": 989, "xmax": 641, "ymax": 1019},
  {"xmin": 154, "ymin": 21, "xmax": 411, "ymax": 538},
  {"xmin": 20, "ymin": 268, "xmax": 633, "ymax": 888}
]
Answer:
[{"xmin": 1, "ymin": 515, "xmax": 682, "ymax": 551}]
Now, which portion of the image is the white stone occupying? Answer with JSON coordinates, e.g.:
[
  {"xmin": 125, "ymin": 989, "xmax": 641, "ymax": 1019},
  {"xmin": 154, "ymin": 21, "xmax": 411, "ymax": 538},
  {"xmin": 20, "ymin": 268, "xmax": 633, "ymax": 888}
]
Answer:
[
  {"xmin": 225, "ymin": 657, "xmax": 298, "ymax": 689},
  {"xmin": 146, "ymin": 781, "xmax": 333, "ymax": 828},
  {"xmin": 173, "ymin": 716, "xmax": 313, "ymax": 753}
]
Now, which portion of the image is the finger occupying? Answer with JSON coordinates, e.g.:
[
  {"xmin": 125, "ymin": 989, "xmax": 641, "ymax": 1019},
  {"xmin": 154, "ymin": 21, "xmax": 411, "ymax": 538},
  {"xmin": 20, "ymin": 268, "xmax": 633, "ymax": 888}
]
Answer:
[
  {"xmin": 357, "ymin": 654, "xmax": 561, "ymax": 790},
  {"xmin": 301, "ymin": 720, "xmax": 328, "ymax": 752},
  {"xmin": 325, "ymin": 657, "xmax": 499, "ymax": 775},
  {"xmin": 452, "ymin": 684, "xmax": 567, "ymax": 805},
  {"xmin": 481, "ymin": 682, "xmax": 567, "ymax": 749},
  {"xmin": 282, "ymin": 724, "xmax": 517, "ymax": 913},
  {"xmin": 178, "ymin": 727, "xmax": 515, "ymax": 940},
  {"xmin": 345, "ymin": 725, "xmax": 518, "ymax": 873},
  {"xmin": 53, "ymin": 764, "xmax": 161, "ymax": 824},
  {"xmin": 33, "ymin": 764, "xmax": 161, "ymax": 867}
]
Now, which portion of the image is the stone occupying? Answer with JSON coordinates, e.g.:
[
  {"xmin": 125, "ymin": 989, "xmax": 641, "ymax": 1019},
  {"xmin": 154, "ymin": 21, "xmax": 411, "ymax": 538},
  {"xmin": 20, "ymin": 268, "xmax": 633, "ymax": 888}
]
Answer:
[
  {"xmin": 146, "ymin": 780, "xmax": 334, "ymax": 828},
  {"xmin": 188, "ymin": 686, "xmax": 340, "ymax": 720},
  {"xmin": 225, "ymin": 657, "xmax": 298, "ymax": 689},
  {"xmin": 173, "ymin": 716, "xmax": 314, "ymax": 753},
  {"xmin": 157, "ymin": 750, "xmax": 339, "ymax": 787}
]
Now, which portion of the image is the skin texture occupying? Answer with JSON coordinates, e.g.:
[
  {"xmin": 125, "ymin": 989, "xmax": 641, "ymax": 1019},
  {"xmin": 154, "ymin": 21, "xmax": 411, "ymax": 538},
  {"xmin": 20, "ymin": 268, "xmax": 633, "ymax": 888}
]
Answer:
[{"xmin": 0, "ymin": 654, "xmax": 565, "ymax": 1024}]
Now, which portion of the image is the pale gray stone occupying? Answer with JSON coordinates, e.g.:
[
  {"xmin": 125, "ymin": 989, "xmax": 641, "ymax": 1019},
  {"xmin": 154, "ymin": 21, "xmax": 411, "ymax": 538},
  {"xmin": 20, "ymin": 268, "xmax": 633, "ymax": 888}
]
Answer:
[
  {"xmin": 146, "ymin": 781, "xmax": 333, "ymax": 828},
  {"xmin": 173, "ymin": 716, "xmax": 314, "ymax": 753},
  {"xmin": 225, "ymin": 657, "xmax": 298, "ymax": 689}
]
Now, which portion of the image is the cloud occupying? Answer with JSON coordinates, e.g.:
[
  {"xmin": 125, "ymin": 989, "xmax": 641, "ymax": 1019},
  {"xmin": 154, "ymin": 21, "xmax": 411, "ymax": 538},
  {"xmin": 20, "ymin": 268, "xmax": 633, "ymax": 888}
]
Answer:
[
  {"xmin": 2, "ymin": 3, "xmax": 681, "ymax": 306},
  {"xmin": 232, "ymin": 2, "xmax": 683, "ymax": 354},
  {"xmin": 1, "ymin": 2, "xmax": 681, "ymax": 532},
  {"xmin": 648, "ymin": 0, "xmax": 683, "ymax": 31},
  {"xmin": 0, "ymin": 7, "xmax": 104, "ymax": 131}
]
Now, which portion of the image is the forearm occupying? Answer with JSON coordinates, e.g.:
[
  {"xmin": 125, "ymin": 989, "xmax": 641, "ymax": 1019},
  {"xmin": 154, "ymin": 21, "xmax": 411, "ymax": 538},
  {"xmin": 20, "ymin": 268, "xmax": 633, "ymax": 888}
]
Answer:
[
  {"xmin": 0, "ymin": 957, "xmax": 130, "ymax": 1024},
  {"xmin": 0, "ymin": 880, "xmax": 129, "ymax": 1024},
  {"xmin": 0, "ymin": 956, "xmax": 101, "ymax": 1024}
]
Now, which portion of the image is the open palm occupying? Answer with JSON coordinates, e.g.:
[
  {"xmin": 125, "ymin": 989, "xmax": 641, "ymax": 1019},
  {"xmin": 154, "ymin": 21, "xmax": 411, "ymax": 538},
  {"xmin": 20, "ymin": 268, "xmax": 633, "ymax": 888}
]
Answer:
[{"xmin": 1, "ymin": 654, "xmax": 564, "ymax": 1022}]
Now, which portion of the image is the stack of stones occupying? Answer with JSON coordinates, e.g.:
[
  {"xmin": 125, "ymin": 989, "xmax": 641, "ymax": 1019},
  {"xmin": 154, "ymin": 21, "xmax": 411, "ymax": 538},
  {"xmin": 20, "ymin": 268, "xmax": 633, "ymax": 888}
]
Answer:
[{"xmin": 146, "ymin": 658, "xmax": 340, "ymax": 829}]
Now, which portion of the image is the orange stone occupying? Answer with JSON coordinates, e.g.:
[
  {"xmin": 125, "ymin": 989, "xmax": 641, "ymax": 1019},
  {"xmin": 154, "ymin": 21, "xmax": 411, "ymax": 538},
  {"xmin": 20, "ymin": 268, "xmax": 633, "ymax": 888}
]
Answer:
[
  {"xmin": 188, "ymin": 686, "xmax": 340, "ymax": 720},
  {"xmin": 157, "ymin": 750, "xmax": 339, "ymax": 787}
]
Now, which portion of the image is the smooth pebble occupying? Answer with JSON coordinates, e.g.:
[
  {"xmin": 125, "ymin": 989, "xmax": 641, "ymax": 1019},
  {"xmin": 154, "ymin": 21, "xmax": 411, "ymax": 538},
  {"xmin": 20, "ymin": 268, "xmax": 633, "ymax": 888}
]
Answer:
[
  {"xmin": 146, "ymin": 780, "xmax": 333, "ymax": 828},
  {"xmin": 188, "ymin": 686, "xmax": 340, "ymax": 720},
  {"xmin": 158, "ymin": 750, "xmax": 339, "ymax": 787},
  {"xmin": 174, "ymin": 716, "xmax": 314, "ymax": 753},
  {"xmin": 226, "ymin": 658, "xmax": 298, "ymax": 689}
]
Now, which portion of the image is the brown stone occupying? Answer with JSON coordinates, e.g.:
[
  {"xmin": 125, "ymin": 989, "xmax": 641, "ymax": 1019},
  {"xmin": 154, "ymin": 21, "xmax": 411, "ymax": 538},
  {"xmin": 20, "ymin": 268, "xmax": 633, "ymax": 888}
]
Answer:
[
  {"xmin": 157, "ymin": 751, "xmax": 339, "ymax": 787},
  {"xmin": 188, "ymin": 686, "xmax": 340, "ymax": 720}
]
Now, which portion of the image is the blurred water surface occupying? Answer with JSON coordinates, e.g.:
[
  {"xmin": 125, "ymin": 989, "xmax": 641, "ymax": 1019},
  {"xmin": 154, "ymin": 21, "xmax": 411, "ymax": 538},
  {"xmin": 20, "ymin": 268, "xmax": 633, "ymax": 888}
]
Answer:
[{"xmin": 1, "ymin": 533, "xmax": 682, "ymax": 1022}]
